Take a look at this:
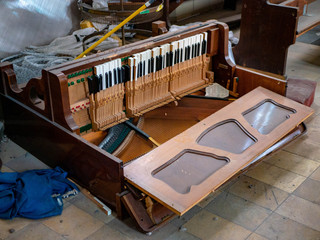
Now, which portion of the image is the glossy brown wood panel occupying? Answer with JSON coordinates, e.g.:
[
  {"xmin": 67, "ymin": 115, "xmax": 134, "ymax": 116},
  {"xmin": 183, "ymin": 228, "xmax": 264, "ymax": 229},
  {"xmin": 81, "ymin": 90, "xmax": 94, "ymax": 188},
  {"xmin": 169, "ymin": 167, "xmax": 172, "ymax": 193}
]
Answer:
[
  {"xmin": 0, "ymin": 94, "xmax": 123, "ymax": 208},
  {"xmin": 235, "ymin": 66, "xmax": 287, "ymax": 97},
  {"xmin": 0, "ymin": 62, "xmax": 52, "ymax": 120},
  {"xmin": 233, "ymin": 0, "xmax": 298, "ymax": 76},
  {"xmin": 124, "ymin": 87, "xmax": 313, "ymax": 215}
]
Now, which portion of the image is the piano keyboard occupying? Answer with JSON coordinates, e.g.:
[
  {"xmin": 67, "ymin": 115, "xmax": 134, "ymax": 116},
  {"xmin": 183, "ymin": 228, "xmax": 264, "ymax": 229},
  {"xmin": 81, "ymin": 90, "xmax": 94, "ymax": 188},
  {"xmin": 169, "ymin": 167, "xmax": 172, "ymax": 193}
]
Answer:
[{"xmin": 72, "ymin": 32, "xmax": 211, "ymax": 132}]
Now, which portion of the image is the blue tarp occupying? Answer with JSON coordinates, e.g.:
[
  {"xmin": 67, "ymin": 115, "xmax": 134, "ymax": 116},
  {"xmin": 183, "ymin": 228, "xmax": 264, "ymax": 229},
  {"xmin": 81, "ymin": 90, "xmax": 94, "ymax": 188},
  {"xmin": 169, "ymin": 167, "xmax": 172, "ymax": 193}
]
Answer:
[{"xmin": 0, "ymin": 167, "xmax": 79, "ymax": 219}]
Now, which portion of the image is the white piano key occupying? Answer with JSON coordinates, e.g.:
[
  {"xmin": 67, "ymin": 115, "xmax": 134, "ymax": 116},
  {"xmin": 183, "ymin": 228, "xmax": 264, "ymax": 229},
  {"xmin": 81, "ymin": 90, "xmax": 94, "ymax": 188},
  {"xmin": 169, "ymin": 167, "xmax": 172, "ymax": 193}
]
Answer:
[
  {"xmin": 152, "ymin": 47, "xmax": 159, "ymax": 72},
  {"xmin": 133, "ymin": 57, "xmax": 139, "ymax": 81},
  {"xmin": 179, "ymin": 40, "xmax": 184, "ymax": 63},
  {"xmin": 101, "ymin": 63, "xmax": 106, "ymax": 90},
  {"xmin": 117, "ymin": 59, "xmax": 121, "ymax": 83},
  {"xmin": 204, "ymin": 32, "xmax": 208, "ymax": 54},
  {"xmin": 110, "ymin": 60, "xmax": 115, "ymax": 86},
  {"xmin": 200, "ymin": 33, "xmax": 204, "ymax": 55},
  {"xmin": 128, "ymin": 57, "xmax": 134, "ymax": 81},
  {"xmin": 160, "ymin": 45, "xmax": 166, "ymax": 69}
]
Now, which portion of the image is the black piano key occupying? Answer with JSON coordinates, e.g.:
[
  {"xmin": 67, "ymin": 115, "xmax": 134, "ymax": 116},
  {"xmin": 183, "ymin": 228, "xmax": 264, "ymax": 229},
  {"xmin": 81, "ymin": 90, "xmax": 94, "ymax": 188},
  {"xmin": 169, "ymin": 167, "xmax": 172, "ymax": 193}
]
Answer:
[
  {"xmin": 169, "ymin": 51, "xmax": 173, "ymax": 66},
  {"xmin": 93, "ymin": 75, "xmax": 99, "ymax": 94},
  {"xmin": 95, "ymin": 75, "xmax": 100, "ymax": 93},
  {"xmin": 197, "ymin": 43, "xmax": 201, "ymax": 56},
  {"xmin": 91, "ymin": 75, "xmax": 96, "ymax": 93},
  {"xmin": 202, "ymin": 40, "xmax": 207, "ymax": 55},
  {"xmin": 99, "ymin": 74, "xmax": 103, "ymax": 91},
  {"xmin": 139, "ymin": 62, "xmax": 142, "ymax": 77},
  {"xmin": 118, "ymin": 67, "xmax": 121, "ymax": 83},
  {"xmin": 174, "ymin": 50, "xmax": 178, "ymax": 64},
  {"xmin": 136, "ymin": 64, "xmax": 139, "ymax": 78},
  {"xmin": 158, "ymin": 55, "xmax": 163, "ymax": 70},
  {"xmin": 185, "ymin": 47, "xmax": 188, "ymax": 61},
  {"xmin": 192, "ymin": 44, "xmax": 195, "ymax": 58},
  {"xmin": 195, "ymin": 44, "xmax": 197, "ymax": 57},
  {"xmin": 166, "ymin": 52, "xmax": 169, "ymax": 67},
  {"xmin": 148, "ymin": 59, "xmax": 151, "ymax": 74},
  {"xmin": 121, "ymin": 67, "xmax": 126, "ymax": 83},
  {"xmin": 195, "ymin": 43, "xmax": 198, "ymax": 57},
  {"xmin": 158, "ymin": 56, "xmax": 162, "ymax": 71},
  {"xmin": 162, "ymin": 55, "xmax": 165, "ymax": 69},
  {"xmin": 87, "ymin": 76, "xmax": 93, "ymax": 94},
  {"xmin": 202, "ymin": 41, "xmax": 205, "ymax": 55},
  {"xmin": 113, "ymin": 69, "xmax": 118, "ymax": 84},
  {"xmin": 187, "ymin": 46, "xmax": 190, "ymax": 60},
  {"xmin": 195, "ymin": 44, "xmax": 198, "ymax": 57},
  {"xmin": 108, "ymin": 71, "xmax": 112, "ymax": 86},
  {"xmin": 116, "ymin": 67, "xmax": 120, "ymax": 84},
  {"xmin": 123, "ymin": 65, "xmax": 130, "ymax": 82},
  {"xmin": 104, "ymin": 72, "xmax": 108, "ymax": 88},
  {"xmin": 151, "ymin": 58, "xmax": 154, "ymax": 73},
  {"xmin": 180, "ymin": 49, "xmax": 183, "ymax": 62},
  {"xmin": 143, "ymin": 61, "xmax": 146, "ymax": 76},
  {"xmin": 155, "ymin": 57, "xmax": 159, "ymax": 71}
]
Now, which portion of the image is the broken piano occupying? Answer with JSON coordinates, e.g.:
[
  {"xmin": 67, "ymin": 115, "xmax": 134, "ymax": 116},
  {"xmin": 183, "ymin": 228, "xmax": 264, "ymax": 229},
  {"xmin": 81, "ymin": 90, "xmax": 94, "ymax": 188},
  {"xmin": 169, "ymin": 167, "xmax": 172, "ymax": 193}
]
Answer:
[{"xmin": 0, "ymin": 20, "xmax": 314, "ymax": 233}]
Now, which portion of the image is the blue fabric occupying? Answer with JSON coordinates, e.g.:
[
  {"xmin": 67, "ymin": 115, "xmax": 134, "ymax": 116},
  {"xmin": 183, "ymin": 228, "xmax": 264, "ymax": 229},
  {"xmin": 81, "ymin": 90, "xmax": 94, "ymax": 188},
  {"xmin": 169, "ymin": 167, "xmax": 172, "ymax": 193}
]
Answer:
[{"xmin": 0, "ymin": 167, "xmax": 79, "ymax": 219}]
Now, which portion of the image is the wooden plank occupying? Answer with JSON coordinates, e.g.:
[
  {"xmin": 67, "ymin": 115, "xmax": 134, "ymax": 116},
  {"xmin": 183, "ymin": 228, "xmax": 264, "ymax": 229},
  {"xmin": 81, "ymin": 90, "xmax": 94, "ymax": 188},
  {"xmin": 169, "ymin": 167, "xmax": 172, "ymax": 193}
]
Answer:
[
  {"xmin": 235, "ymin": 66, "xmax": 287, "ymax": 97},
  {"xmin": 124, "ymin": 87, "xmax": 313, "ymax": 215}
]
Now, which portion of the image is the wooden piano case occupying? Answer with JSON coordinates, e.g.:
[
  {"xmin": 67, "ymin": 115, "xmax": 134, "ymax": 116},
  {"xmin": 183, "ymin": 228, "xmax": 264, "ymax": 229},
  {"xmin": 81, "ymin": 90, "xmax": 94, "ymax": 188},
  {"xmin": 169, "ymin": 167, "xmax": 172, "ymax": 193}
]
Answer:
[{"xmin": 0, "ymin": 20, "xmax": 314, "ymax": 233}]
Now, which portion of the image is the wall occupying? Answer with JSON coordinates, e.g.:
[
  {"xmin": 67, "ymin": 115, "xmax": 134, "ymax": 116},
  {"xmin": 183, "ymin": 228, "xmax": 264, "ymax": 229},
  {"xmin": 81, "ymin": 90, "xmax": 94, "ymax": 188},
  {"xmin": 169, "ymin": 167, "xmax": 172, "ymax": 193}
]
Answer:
[{"xmin": 170, "ymin": 0, "xmax": 223, "ymax": 22}]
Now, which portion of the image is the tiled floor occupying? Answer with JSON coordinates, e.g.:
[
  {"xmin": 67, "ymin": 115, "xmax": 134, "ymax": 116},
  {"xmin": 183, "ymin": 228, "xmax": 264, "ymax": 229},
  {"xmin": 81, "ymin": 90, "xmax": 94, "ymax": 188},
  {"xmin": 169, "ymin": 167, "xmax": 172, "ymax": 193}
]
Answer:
[{"xmin": 1, "ymin": 25, "xmax": 320, "ymax": 240}]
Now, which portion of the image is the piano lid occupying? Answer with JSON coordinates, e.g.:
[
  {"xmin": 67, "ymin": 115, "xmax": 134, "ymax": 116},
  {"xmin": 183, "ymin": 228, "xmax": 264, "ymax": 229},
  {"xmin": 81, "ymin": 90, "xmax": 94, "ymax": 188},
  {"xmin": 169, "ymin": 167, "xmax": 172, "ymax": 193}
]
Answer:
[{"xmin": 124, "ymin": 87, "xmax": 314, "ymax": 215}]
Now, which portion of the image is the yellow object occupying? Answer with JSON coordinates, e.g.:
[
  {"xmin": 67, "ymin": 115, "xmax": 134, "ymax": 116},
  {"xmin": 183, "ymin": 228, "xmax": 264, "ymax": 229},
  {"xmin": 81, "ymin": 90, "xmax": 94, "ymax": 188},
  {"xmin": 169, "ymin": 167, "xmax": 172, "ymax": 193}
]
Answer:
[
  {"xmin": 156, "ymin": 3, "xmax": 163, "ymax": 12},
  {"xmin": 149, "ymin": 137, "xmax": 160, "ymax": 147},
  {"xmin": 80, "ymin": 20, "xmax": 96, "ymax": 30},
  {"xmin": 75, "ymin": 2, "xmax": 148, "ymax": 60}
]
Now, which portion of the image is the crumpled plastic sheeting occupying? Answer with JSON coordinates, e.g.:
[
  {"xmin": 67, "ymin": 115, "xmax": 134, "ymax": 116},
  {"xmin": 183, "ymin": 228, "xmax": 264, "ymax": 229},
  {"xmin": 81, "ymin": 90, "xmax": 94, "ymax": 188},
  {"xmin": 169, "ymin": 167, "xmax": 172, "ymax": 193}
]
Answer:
[
  {"xmin": 169, "ymin": 22, "xmax": 204, "ymax": 32},
  {"xmin": 0, "ymin": 0, "xmax": 80, "ymax": 58},
  {"xmin": 93, "ymin": 0, "xmax": 109, "ymax": 9},
  {"xmin": 5, "ymin": 54, "xmax": 73, "ymax": 85},
  {"xmin": 1, "ymin": 27, "xmax": 119, "ymax": 84},
  {"xmin": 27, "ymin": 27, "xmax": 119, "ymax": 56}
]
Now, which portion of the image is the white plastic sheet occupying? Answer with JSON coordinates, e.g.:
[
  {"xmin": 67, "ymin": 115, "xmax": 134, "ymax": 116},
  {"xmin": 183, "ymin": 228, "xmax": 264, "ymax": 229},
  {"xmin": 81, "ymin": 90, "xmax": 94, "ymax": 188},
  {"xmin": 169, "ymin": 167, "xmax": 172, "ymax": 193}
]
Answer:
[{"xmin": 0, "ymin": 0, "xmax": 80, "ymax": 58}]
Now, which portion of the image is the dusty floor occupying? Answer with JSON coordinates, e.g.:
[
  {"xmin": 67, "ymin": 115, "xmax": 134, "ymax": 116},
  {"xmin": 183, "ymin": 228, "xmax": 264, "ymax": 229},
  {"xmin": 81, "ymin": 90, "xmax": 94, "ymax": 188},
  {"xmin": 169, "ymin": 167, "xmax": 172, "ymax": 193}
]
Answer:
[{"xmin": 1, "ymin": 9, "xmax": 320, "ymax": 240}]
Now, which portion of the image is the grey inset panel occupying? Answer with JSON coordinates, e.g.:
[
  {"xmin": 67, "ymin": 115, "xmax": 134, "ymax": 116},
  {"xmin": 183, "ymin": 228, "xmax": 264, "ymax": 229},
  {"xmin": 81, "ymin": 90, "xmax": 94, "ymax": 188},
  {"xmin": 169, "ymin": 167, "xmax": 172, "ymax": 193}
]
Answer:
[
  {"xmin": 242, "ymin": 99, "xmax": 296, "ymax": 135},
  {"xmin": 197, "ymin": 119, "xmax": 256, "ymax": 154},
  {"xmin": 152, "ymin": 150, "xmax": 229, "ymax": 194}
]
